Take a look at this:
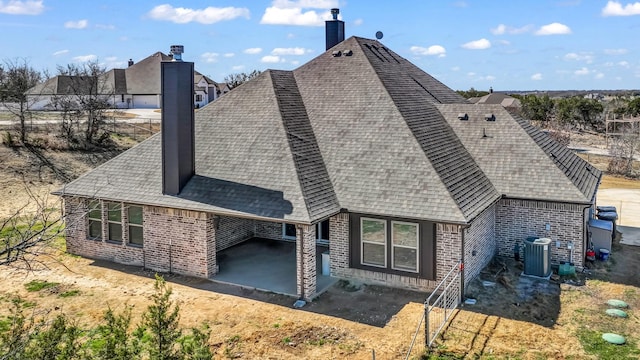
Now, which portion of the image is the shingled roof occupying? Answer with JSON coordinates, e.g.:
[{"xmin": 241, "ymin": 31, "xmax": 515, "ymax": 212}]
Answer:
[{"xmin": 57, "ymin": 36, "xmax": 599, "ymax": 225}]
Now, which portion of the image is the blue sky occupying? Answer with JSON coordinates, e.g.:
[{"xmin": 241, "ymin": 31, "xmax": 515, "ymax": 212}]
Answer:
[{"xmin": 1, "ymin": 0, "xmax": 640, "ymax": 91}]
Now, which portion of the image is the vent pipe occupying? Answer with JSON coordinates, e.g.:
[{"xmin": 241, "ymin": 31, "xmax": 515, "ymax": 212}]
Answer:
[
  {"xmin": 128, "ymin": 59, "xmax": 134, "ymax": 67},
  {"xmin": 161, "ymin": 45, "xmax": 195, "ymax": 195},
  {"xmin": 325, "ymin": 8, "xmax": 345, "ymax": 50}
]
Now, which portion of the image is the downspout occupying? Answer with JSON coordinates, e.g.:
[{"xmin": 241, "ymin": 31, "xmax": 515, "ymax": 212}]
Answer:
[{"xmin": 459, "ymin": 224, "xmax": 470, "ymax": 302}]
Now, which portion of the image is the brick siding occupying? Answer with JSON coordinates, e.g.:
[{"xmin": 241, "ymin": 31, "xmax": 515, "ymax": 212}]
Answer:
[
  {"xmin": 215, "ymin": 216, "xmax": 254, "ymax": 251},
  {"xmin": 496, "ymin": 199, "xmax": 585, "ymax": 268},
  {"xmin": 463, "ymin": 204, "xmax": 496, "ymax": 286},
  {"xmin": 296, "ymin": 224, "xmax": 317, "ymax": 300}
]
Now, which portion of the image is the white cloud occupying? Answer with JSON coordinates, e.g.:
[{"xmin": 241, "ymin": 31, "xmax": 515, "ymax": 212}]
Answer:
[
  {"xmin": 271, "ymin": 47, "xmax": 310, "ymax": 55},
  {"xmin": 483, "ymin": 75, "xmax": 496, "ymax": 81},
  {"xmin": 563, "ymin": 52, "xmax": 594, "ymax": 63},
  {"xmin": 201, "ymin": 52, "xmax": 219, "ymax": 63},
  {"xmin": 595, "ymin": 73, "xmax": 605, "ymax": 79},
  {"xmin": 353, "ymin": 18, "xmax": 363, "ymax": 26},
  {"xmin": 451, "ymin": 66, "xmax": 460, "ymax": 71},
  {"xmin": 148, "ymin": 4, "xmax": 250, "ymax": 24},
  {"xmin": 619, "ymin": 60, "xmax": 630, "ymax": 67},
  {"xmin": 232, "ymin": 65, "xmax": 245, "ymax": 71},
  {"xmin": 467, "ymin": 72, "xmax": 476, "ymax": 77},
  {"xmin": 531, "ymin": 73, "xmax": 543, "ymax": 81},
  {"xmin": 604, "ymin": 48, "xmax": 628, "ymax": 55},
  {"xmin": 291, "ymin": 60, "xmax": 300, "ymax": 65},
  {"xmin": 496, "ymin": 39, "xmax": 511, "ymax": 46},
  {"xmin": 223, "ymin": 53, "xmax": 235, "ymax": 58},
  {"xmin": 64, "ymin": 19, "xmax": 88, "ymax": 29},
  {"xmin": 95, "ymin": 24, "xmax": 115, "ymax": 30},
  {"xmin": 52, "ymin": 49, "xmax": 69, "ymax": 56},
  {"xmin": 574, "ymin": 67, "xmax": 590, "ymax": 75},
  {"xmin": 461, "ymin": 38, "xmax": 491, "ymax": 50},
  {"xmin": 105, "ymin": 56, "xmax": 117, "ymax": 62},
  {"xmin": 535, "ymin": 22, "xmax": 571, "ymax": 35},
  {"xmin": 0, "ymin": 0, "xmax": 43, "ymax": 15},
  {"xmin": 602, "ymin": 1, "xmax": 640, "ymax": 16},
  {"xmin": 260, "ymin": 0, "xmax": 339, "ymax": 26},
  {"xmin": 287, "ymin": 33, "xmax": 296, "ymax": 39},
  {"xmin": 243, "ymin": 47, "xmax": 262, "ymax": 54},
  {"xmin": 410, "ymin": 45, "xmax": 446, "ymax": 57},
  {"xmin": 261, "ymin": 55, "xmax": 283, "ymax": 63},
  {"xmin": 490, "ymin": 23, "xmax": 533, "ymax": 35},
  {"xmin": 73, "ymin": 54, "xmax": 97, "ymax": 62}
]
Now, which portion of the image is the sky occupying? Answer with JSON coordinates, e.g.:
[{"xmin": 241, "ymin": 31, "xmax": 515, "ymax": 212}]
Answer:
[{"xmin": 1, "ymin": 0, "xmax": 640, "ymax": 91}]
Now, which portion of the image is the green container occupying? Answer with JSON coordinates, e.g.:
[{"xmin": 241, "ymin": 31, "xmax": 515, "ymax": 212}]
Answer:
[{"xmin": 558, "ymin": 262, "xmax": 575, "ymax": 275}]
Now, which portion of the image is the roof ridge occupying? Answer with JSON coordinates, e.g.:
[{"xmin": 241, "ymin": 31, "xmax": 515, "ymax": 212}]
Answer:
[{"xmin": 270, "ymin": 70, "xmax": 341, "ymax": 221}]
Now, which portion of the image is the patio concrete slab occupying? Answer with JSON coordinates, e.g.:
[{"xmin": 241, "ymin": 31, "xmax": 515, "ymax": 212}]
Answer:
[
  {"xmin": 212, "ymin": 238, "xmax": 336, "ymax": 297},
  {"xmin": 619, "ymin": 226, "xmax": 640, "ymax": 246}
]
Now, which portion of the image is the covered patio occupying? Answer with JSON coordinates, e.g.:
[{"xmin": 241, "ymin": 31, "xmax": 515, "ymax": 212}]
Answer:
[{"xmin": 212, "ymin": 238, "xmax": 336, "ymax": 297}]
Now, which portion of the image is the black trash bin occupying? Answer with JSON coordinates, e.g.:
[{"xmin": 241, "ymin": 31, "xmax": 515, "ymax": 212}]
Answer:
[
  {"xmin": 597, "ymin": 211, "xmax": 618, "ymax": 239},
  {"xmin": 596, "ymin": 205, "xmax": 617, "ymax": 213}
]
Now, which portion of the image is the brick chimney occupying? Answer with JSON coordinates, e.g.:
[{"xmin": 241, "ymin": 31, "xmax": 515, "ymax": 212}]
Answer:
[
  {"xmin": 325, "ymin": 8, "xmax": 345, "ymax": 50},
  {"xmin": 161, "ymin": 45, "xmax": 194, "ymax": 195}
]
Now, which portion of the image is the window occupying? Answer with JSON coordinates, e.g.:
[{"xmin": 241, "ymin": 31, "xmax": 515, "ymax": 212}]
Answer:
[
  {"xmin": 391, "ymin": 221, "xmax": 419, "ymax": 272},
  {"xmin": 282, "ymin": 223, "xmax": 296, "ymax": 239},
  {"xmin": 128, "ymin": 206, "xmax": 143, "ymax": 246},
  {"xmin": 195, "ymin": 94, "xmax": 203, "ymax": 102},
  {"xmin": 88, "ymin": 200, "xmax": 102, "ymax": 239},
  {"xmin": 316, "ymin": 220, "xmax": 330, "ymax": 242},
  {"xmin": 107, "ymin": 202, "xmax": 122, "ymax": 242},
  {"xmin": 361, "ymin": 218, "xmax": 386, "ymax": 268}
]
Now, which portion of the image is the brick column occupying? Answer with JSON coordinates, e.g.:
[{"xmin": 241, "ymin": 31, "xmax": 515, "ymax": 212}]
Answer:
[
  {"xmin": 296, "ymin": 224, "xmax": 316, "ymax": 301},
  {"xmin": 329, "ymin": 213, "xmax": 349, "ymax": 277}
]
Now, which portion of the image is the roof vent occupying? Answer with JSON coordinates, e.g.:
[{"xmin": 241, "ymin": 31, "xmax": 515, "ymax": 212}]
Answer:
[
  {"xmin": 332, "ymin": 50, "xmax": 342, "ymax": 57},
  {"xmin": 343, "ymin": 49, "xmax": 353, "ymax": 56},
  {"xmin": 485, "ymin": 113, "xmax": 495, "ymax": 121},
  {"xmin": 457, "ymin": 113, "xmax": 468, "ymax": 120}
]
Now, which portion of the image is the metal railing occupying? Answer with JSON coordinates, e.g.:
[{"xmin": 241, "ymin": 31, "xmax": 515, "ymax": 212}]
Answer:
[
  {"xmin": 404, "ymin": 261, "xmax": 462, "ymax": 359},
  {"xmin": 425, "ymin": 261, "xmax": 462, "ymax": 347}
]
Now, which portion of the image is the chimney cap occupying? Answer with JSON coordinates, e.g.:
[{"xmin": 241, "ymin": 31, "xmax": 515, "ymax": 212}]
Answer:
[
  {"xmin": 331, "ymin": 8, "xmax": 339, "ymax": 20},
  {"xmin": 170, "ymin": 45, "xmax": 184, "ymax": 61}
]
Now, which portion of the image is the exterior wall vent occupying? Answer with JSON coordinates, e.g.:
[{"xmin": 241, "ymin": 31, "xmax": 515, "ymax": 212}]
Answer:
[
  {"xmin": 485, "ymin": 113, "xmax": 495, "ymax": 121},
  {"xmin": 457, "ymin": 113, "xmax": 468, "ymax": 120}
]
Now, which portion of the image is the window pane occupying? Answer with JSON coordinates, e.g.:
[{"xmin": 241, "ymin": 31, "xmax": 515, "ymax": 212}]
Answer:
[
  {"xmin": 393, "ymin": 223, "xmax": 418, "ymax": 247},
  {"xmin": 394, "ymin": 247, "xmax": 417, "ymax": 271},
  {"xmin": 128, "ymin": 206, "xmax": 143, "ymax": 225},
  {"xmin": 107, "ymin": 203, "xmax": 121, "ymax": 222},
  {"xmin": 363, "ymin": 243, "xmax": 385, "ymax": 266},
  {"xmin": 362, "ymin": 219, "xmax": 385, "ymax": 244},
  {"xmin": 321, "ymin": 220, "xmax": 330, "ymax": 240},
  {"xmin": 108, "ymin": 223, "xmax": 122, "ymax": 242},
  {"xmin": 89, "ymin": 220, "xmax": 101, "ymax": 239},
  {"xmin": 284, "ymin": 224, "xmax": 296, "ymax": 238},
  {"xmin": 129, "ymin": 226, "xmax": 143, "ymax": 246},
  {"xmin": 88, "ymin": 200, "xmax": 101, "ymax": 220}
]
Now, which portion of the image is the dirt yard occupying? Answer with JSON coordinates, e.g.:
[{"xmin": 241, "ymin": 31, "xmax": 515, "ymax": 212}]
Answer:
[{"xmin": 1, "ymin": 131, "xmax": 640, "ymax": 359}]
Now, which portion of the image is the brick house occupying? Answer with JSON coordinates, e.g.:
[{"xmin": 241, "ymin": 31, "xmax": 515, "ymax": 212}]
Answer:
[{"xmin": 55, "ymin": 14, "xmax": 600, "ymax": 301}]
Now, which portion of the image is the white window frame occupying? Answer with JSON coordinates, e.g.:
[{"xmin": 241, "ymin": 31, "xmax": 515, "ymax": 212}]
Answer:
[
  {"xmin": 127, "ymin": 205, "xmax": 144, "ymax": 246},
  {"xmin": 106, "ymin": 202, "xmax": 123, "ymax": 243},
  {"xmin": 360, "ymin": 217, "xmax": 387, "ymax": 268},
  {"xmin": 282, "ymin": 223, "xmax": 297, "ymax": 240},
  {"xmin": 391, "ymin": 221, "xmax": 419, "ymax": 273},
  {"xmin": 87, "ymin": 199, "xmax": 102, "ymax": 240}
]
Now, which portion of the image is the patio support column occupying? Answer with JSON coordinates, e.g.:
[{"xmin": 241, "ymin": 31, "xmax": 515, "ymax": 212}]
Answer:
[{"xmin": 296, "ymin": 224, "xmax": 317, "ymax": 301}]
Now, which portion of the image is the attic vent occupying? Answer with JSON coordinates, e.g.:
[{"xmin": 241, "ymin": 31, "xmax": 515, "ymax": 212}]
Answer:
[
  {"xmin": 343, "ymin": 49, "xmax": 353, "ymax": 56},
  {"xmin": 458, "ymin": 113, "xmax": 469, "ymax": 120},
  {"xmin": 485, "ymin": 113, "xmax": 496, "ymax": 121},
  {"xmin": 332, "ymin": 50, "xmax": 342, "ymax": 57}
]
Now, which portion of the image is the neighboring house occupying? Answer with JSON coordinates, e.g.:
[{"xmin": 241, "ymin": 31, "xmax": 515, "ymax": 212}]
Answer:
[
  {"xmin": 470, "ymin": 88, "xmax": 522, "ymax": 109},
  {"xmin": 55, "ymin": 19, "xmax": 601, "ymax": 301},
  {"xmin": 27, "ymin": 52, "xmax": 223, "ymax": 110},
  {"xmin": 194, "ymin": 71, "xmax": 221, "ymax": 108}
]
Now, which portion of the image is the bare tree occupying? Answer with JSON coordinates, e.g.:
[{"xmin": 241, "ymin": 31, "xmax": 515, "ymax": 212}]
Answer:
[
  {"xmin": 223, "ymin": 70, "xmax": 261, "ymax": 90},
  {"xmin": 0, "ymin": 185, "xmax": 70, "ymax": 269},
  {"xmin": 0, "ymin": 59, "xmax": 44, "ymax": 144},
  {"xmin": 56, "ymin": 60, "xmax": 113, "ymax": 145},
  {"xmin": 608, "ymin": 128, "xmax": 640, "ymax": 177}
]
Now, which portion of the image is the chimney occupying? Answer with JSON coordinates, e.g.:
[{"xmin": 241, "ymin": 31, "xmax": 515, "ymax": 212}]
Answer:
[
  {"xmin": 489, "ymin": 86, "xmax": 493, "ymax": 94},
  {"xmin": 128, "ymin": 59, "xmax": 134, "ymax": 67},
  {"xmin": 325, "ymin": 8, "xmax": 345, "ymax": 50},
  {"xmin": 161, "ymin": 45, "xmax": 195, "ymax": 195}
]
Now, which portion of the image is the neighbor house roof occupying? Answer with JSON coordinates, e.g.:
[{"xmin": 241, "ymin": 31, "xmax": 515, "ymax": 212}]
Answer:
[
  {"xmin": 472, "ymin": 92, "xmax": 521, "ymax": 108},
  {"xmin": 125, "ymin": 51, "xmax": 173, "ymax": 95},
  {"xmin": 56, "ymin": 36, "xmax": 600, "ymax": 225}
]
